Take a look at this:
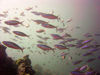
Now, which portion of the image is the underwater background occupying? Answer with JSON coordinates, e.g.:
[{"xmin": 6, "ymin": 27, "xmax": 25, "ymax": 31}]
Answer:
[{"xmin": 0, "ymin": 0, "xmax": 100, "ymax": 75}]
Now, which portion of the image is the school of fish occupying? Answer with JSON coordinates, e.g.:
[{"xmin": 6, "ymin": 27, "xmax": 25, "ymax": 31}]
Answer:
[{"xmin": 0, "ymin": 6, "xmax": 100, "ymax": 75}]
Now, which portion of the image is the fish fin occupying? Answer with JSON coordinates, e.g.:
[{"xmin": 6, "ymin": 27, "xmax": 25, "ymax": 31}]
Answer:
[{"xmin": 57, "ymin": 15, "xmax": 61, "ymax": 22}]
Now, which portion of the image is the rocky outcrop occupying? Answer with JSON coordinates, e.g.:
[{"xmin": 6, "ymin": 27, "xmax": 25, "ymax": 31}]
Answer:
[{"xmin": 0, "ymin": 43, "xmax": 17, "ymax": 75}]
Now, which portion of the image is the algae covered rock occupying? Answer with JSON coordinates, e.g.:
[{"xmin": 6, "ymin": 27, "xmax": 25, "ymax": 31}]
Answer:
[{"xmin": 16, "ymin": 55, "xmax": 35, "ymax": 75}]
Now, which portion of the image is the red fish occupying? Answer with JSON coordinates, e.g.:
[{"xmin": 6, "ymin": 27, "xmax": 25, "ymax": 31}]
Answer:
[
  {"xmin": 0, "ymin": 26, "xmax": 11, "ymax": 34},
  {"xmin": 2, "ymin": 41, "xmax": 24, "ymax": 52},
  {"xmin": 54, "ymin": 44, "xmax": 68, "ymax": 50},
  {"xmin": 40, "ymin": 13, "xmax": 60, "ymax": 20},
  {"xmin": 37, "ymin": 44, "xmax": 54, "ymax": 51},
  {"xmin": 41, "ymin": 23, "xmax": 57, "ymax": 29},
  {"xmin": 0, "ymin": 14, "xmax": 7, "ymax": 18},
  {"xmin": 31, "ymin": 11, "xmax": 42, "ymax": 16},
  {"xmin": 13, "ymin": 31, "xmax": 29, "ymax": 37},
  {"xmin": 42, "ymin": 37, "xmax": 50, "ymax": 41},
  {"xmin": 37, "ymin": 40, "xmax": 46, "ymax": 44},
  {"xmin": 83, "ymin": 52, "xmax": 93, "ymax": 56},
  {"xmin": 32, "ymin": 19, "xmax": 48, "ymax": 24},
  {"xmin": 56, "ymin": 28, "xmax": 66, "ymax": 33},
  {"xmin": 62, "ymin": 33, "xmax": 71, "ymax": 37},
  {"xmin": 73, "ymin": 60, "xmax": 83, "ymax": 65},
  {"xmin": 36, "ymin": 29, "xmax": 45, "ymax": 33},
  {"xmin": 25, "ymin": 7, "xmax": 33, "ymax": 11},
  {"xmin": 4, "ymin": 20, "xmax": 23, "ymax": 27},
  {"xmin": 86, "ymin": 58, "xmax": 96, "ymax": 62},
  {"xmin": 67, "ymin": 18, "xmax": 72, "ymax": 23},
  {"xmin": 51, "ymin": 34, "xmax": 63, "ymax": 40},
  {"xmin": 70, "ymin": 71, "xmax": 85, "ymax": 75}
]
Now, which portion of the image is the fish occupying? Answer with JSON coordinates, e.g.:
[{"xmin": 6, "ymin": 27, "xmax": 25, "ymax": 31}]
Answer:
[
  {"xmin": 59, "ymin": 40, "xmax": 68, "ymax": 45},
  {"xmin": 88, "ymin": 48, "xmax": 100, "ymax": 52},
  {"xmin": 32, "ymin": 19, "xmax": 48, "ymax": 24},
  {"xmin": 41, "ymin": 23, "xmax": 57, "ymax": 29},
  {"xmin": 37, "ymin": 40, "xmax": 46, "ymax": 44},
  {"xmin": 82, "ymin": 52, "xmax": 93, "ymax": 56},
  {"xmin": 81, "ymin": 45, "xmax": 92, "ymax": 49},
  {"xmin": 25, "ymin": 7, "xmax": 33, "ymax": 11},
  {"xmin": 40, "ymin": 13, "xmax": 60, "ymax": 20},
  {"xmin": 31, "ymin": 11, "xmax": 42, "ymax": 16},
  {"xmin": 76, "ymin": 44, "xmax": 85, "ymax": 48},
  {"xmin": 73, "ymin": 60, "xmax": 82, "ymax": 65},
  {"xmin": 42, "ymin": 37, "xmax": 50, "ymax": 41},
  {"xmin": 94, "ymin": 33, "xmax": 100, "ymax": 36},
  {"xmin": 66, "ymin": 44, "xmax": 76, "ymax": 47},
  {"xmin": 54, "ymin": 44, "xmax": 68, "ymax": 50},
  {"xmin": 86, "ymin": 58, "xmax": 96, "ymax": 62},
  {"xmin": 51, "ymin": 34, "xmax": 63, "ymax": 40},
  {"xmin": 74, "ymin": 67, "xmax": 81, "ymax": 71},
  {"xmin": 81, "ymin": 39, "xmax": 93, "ymax": 44},
  {"xmin": 85, "ymin": 71, "xmax": 95, "ymax": 75},
  {"xmin": 62, "ymin": 33, "xmax": 72, "ymax": 37},
  {"xmin": 0, "ymin": 14, "xmax": 7, "ymax": 18},
  {"xmin": 79, "ymin": 65, "xmax": 88, "ymax": 71},
  {"xmin": 36, "ymin": 29, "xmax": 45, "ymax": 33},
  {"xmin": 83, "ymin": 33, "xmax": 93, "ymax": 37},
  {"xmin": 66, "ymin": 18, "xmax": 72, "ymax": 23},
  {"xmin": 76, "ymin": 39, "xmax": 92, "ymax": 48},
  {"xmin": 70, "ymin": 71, "xmax": 85, "ymax": 75},
  {"xmin": 4, "ymin": 20, "xmax": 23, "ymax": 26},
  {"xmin": 56, "ymin": 28, "xmax": 66, "ymax": 33},
  {"xmin": 37, "ymin": 44, "xmax": 54, "ymax": 51},
  {"xmin": 2, "ymin": 41, "xmax": 24, "ymax": 52},
  {"xmin": 0, "ymin": 26, "xmax": 11, "ymax": 34},
  {"xmin": 13, "ymin": 31, "xmax": 29, "ymax": 37},
  {"xmin": 65, "ymin": 38, "xmax": 77, "ymax": 42},
  {"xmin": 37, "ymin": 35, "xmax": 43, "ymax": 39}
]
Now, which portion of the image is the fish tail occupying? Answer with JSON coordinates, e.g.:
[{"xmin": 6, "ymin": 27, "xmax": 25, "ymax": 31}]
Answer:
[
  {"xmin": 20, "ymin": 21, "xmax": 24, "ymax": 26},
  {"xmin": 57, "ymin": 17, "xmax": 60, "ymax": 22},
  {"xmin": 21, "ymin": 48, "xmax": 24, "ymax": 53},
  {"xmin": 57, "ymin": 15, "xmax": 62, "ymax": 22}
]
